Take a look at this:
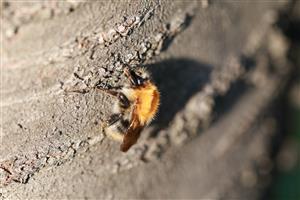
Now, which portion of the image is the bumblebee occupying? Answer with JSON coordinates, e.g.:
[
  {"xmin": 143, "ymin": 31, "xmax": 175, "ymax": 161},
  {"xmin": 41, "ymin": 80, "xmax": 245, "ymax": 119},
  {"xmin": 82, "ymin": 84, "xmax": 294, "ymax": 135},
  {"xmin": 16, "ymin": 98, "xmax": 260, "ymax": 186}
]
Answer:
[{"xmin": 100, "ymin": 67, "xmax": 160, "ymax": 152}]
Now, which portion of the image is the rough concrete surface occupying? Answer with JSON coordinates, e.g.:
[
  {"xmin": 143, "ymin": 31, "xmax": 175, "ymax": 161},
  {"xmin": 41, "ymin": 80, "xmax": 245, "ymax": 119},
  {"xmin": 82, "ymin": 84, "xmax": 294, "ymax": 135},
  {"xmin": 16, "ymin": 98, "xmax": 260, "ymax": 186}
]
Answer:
[{"xmin": 0, "ymin": 0, "xmax": 292, "ymax": 199}]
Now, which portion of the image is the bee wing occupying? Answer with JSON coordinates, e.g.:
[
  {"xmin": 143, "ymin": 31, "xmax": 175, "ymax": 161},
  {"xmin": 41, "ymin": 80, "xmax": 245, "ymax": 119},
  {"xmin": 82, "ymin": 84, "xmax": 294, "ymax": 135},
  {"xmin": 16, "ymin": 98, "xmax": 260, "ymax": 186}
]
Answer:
[{"xmin": 120, "ymin": 120, "xmax": 144, "ymax": 152}]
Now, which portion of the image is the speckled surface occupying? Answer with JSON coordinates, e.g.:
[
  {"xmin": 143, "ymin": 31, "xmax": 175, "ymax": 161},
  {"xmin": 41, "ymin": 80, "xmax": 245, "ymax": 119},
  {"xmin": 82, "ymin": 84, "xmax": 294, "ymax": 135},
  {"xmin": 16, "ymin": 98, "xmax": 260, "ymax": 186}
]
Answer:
[{"xmin": 1, "ymin": 0, "xmax": 291, "ymax": 198}]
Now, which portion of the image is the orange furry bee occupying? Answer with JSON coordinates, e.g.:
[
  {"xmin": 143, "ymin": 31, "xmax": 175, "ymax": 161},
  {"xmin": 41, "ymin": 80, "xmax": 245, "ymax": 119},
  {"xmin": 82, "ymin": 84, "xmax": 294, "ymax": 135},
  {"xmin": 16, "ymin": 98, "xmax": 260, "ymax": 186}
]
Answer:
[{"xmin": 100, "ymin": 67, "xmax": 160, "ymax": 152}]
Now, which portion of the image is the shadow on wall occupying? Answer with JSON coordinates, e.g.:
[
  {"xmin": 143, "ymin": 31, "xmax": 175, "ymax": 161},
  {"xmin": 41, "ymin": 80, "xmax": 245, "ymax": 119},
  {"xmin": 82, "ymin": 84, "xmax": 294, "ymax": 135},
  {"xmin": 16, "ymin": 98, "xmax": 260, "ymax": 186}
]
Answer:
[
  {"xmin": 145, "ymin": 56, "xmax": 254, "ymax": 134},
  {"xmin": 145, "ymin": 58, "xmax": 213, "ymax": 132}
]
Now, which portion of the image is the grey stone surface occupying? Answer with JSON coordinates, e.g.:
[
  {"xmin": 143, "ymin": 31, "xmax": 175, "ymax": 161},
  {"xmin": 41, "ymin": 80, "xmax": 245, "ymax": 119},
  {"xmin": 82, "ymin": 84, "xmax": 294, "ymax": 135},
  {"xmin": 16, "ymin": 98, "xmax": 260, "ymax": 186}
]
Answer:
[{"xmin": 1, "ymin": 0, "xmax": 291, "ymax": 199}]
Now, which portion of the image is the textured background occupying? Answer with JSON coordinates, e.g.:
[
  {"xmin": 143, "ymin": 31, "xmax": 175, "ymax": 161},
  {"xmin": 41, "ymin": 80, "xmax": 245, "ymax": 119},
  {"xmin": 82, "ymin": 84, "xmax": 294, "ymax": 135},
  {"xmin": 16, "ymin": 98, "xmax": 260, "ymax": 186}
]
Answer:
[{"xmin": 1, "ymin": 1, "xmax": 296, "ymax": 199}]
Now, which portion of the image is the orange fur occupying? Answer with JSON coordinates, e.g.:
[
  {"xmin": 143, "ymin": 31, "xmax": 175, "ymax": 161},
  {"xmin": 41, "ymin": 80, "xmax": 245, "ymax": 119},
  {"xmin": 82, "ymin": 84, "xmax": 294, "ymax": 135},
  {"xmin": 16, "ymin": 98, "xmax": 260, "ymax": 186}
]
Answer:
[
  {"xmin": 120, "ymin": 81, "xmax": 160, "ymax": 152},
  {"xmin": 133, "ymin": 81, "xmax": 160, "ymax": 125},
  {"xmin": 103, "ymin": 68, "xmax": 160, "ymax": 152}
]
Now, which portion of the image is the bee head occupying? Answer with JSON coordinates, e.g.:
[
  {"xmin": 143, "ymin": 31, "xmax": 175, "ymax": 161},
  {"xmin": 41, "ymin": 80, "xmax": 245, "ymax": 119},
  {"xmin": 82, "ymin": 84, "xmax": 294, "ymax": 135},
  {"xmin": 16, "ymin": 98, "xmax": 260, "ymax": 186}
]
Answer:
[{"xmin": 125, "ymin": 67, "xmax": 150, "ymax": 86}]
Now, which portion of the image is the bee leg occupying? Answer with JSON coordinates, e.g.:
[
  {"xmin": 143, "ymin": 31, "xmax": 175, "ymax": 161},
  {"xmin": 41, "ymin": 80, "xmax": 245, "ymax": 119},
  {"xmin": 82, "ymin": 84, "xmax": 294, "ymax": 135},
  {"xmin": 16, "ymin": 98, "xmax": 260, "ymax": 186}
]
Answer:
[
  {"xmin": 96, "ymin": 87, "xmax": 130, "ymax": 108},
  {"xmin": 124, "ymin": 67, "xmax": 141, "ymax": 87},
  {"xmin": 64, "ymin": 87, "xmax": 90, "ymax": 94},
  {"xmin": 124, "ymin": 67, "xmax": 134, "ymax": 82},
  {"xmin": 106, "ymin": 113, "xmax": 122, "ymax": 126}
]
